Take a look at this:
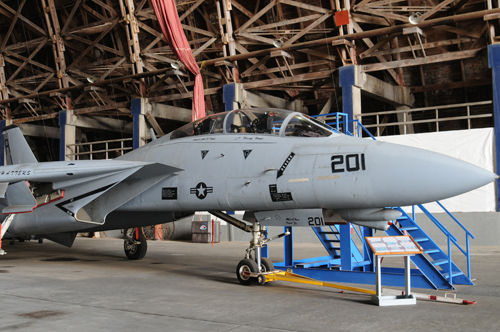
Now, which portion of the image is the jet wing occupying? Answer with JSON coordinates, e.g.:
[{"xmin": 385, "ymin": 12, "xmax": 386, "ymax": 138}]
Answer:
[
  {"xmin": 0, "ymin": 160, "xmax": 181, "ymax": 222},
  {"xmin": 74, "ymin": 163, "xmax": 179, "ymax": 224}
]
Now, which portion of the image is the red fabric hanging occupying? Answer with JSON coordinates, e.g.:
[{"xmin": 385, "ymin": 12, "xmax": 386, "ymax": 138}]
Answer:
[{"xmin": 151, "ymin": 0, "xmax": 206, "ymax": 121}]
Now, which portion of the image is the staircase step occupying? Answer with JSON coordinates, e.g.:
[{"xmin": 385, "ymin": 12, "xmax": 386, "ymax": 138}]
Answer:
[
  {"xmin": 414, "ymin": 237, "xmax": 429, "ymax": 242},
  {"xmin": 400, "ymin": 226, "xmax": 419, "ymax": 231},
  {"xmin": 443, "ymin": 271, "xmax": 465, "ymax": 279},
  {"xmin": 324, "ymin": 239, "xmax": 340, "ymax": 243},
  {"xmin": 424, "ymin": 249, "xmax": 441, "ymax": 254},
  {"xmin": 318, "ymin": 231, "xmax": 339, "ymax": 235},
  {"xmin": 432, "ymin": 259, "xmax": 449, "ymax": 266}
]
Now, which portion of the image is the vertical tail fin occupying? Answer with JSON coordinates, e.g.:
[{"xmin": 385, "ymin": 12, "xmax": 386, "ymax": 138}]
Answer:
[{"xmin": 2, "ymin": 125, "xmax": 38, "ymax": 165}]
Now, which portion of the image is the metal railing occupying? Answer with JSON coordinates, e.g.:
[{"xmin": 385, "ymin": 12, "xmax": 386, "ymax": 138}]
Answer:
[
  {"xmin": 354, "ymin": 100, "xmax": 493, "ymax": 136},
  {"xmin": 412, "ymin": 203, "xmax": 475, "ymax": 283},
  {"xmin": 66, "ymin": 137, "xmax": 133, "ymax": 160}
]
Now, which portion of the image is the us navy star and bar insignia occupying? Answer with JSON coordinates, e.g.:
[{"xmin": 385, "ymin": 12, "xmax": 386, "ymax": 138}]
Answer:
[{"xmin": 190, "ymin": 182, "xmax": 213, "ymax": 199}]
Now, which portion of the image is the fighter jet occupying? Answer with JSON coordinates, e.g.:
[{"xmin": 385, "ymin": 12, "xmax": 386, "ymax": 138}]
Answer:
[{"xmin": 0, "ymin": 108, "xmax": 496, "ymax": 284}]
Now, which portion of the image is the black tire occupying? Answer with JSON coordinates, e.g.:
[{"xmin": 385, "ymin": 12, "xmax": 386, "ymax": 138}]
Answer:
[
  {"xmin": 254, "ymin": 257, "xmax": 274, "ymax": 285},
  {"xmin": 236, "ymin": 258, "xmax": 258, "ymax": 285},
  {"xmin": 124, "ymin": 229, "xmax": 148, "ymax": 260},
  {"xmin": 260, "ymin": 257, "xmax": 274, "ymax": 272}
]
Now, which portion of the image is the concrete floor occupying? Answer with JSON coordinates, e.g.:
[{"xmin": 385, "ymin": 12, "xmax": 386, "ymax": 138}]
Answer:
[{"xmin": 0, "ymin": 238, "xmax": 499, "ymax": 332}]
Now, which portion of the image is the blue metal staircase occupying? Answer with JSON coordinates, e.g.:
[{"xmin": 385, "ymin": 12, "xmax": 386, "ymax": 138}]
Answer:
[
  {"xmin": 386, "ymin": 207, "xmax": 473, "ymax": 289},
  {"xmin": 308, "ymin": 225, "xmax": 371, "ymax": 270},
  {"xmin": 276, "ymin": 113, "xmax": 477, "ymax": 290}
]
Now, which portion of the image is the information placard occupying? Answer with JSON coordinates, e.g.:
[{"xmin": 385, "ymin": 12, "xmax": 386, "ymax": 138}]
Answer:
[{"xmin": 365, "ymin": 236, "xmax": 423, "ymax": 256}]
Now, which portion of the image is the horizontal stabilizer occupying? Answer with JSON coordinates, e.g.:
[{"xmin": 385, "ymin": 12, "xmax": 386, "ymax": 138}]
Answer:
[
  {"xmin": 2, "ymin": 181, "xmax": 36, "ymax": 214},
  {"xmin": 0, "ymin": 182, "xmax": 8, "ymax": 198}
]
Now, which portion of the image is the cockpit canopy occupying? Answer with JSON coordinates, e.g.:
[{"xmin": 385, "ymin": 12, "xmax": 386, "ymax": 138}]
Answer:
[{"xmin": 169, "ymin": 109, "xmax": 335, "ymax": 140}]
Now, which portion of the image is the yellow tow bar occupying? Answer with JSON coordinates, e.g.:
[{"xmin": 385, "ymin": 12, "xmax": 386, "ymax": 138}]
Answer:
[{"xmin": 262, "ymin": 270, "xmax": 376, "ymax": 295}]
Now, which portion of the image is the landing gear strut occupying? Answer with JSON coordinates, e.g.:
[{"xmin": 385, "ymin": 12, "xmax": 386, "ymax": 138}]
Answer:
[
  {"xmin": 236, "ymin": 222, "xmax": 287, "ymax": 285},
  {"xmin": 123, "ymin": 227, "xmax": 147, "ymax": 260}
]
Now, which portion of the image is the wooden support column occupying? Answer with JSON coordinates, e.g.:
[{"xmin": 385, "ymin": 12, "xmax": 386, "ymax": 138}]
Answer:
[
  {"xmin": 396, "ymin": 106, "xmax": 414, "ymax": 134},
  {"xmin": 59, "ymin": 109, "xmax": 76, "ymax": 161},
  {"xmin": 0, "ymin": 54, "xmax": 12, "ymax": 126},
  {"xmin": 120, "ymin": 0, "xmax": 145, "ymax": 94},
  {"xmin": 221, "ymin": 0, "xmax": 239, "ymax": 82},
  {"xmin": 43, "ymin": 0, "xmax": 69, "ymax": 90},
  {"xmin": 341, "ymin": 65, "xmax": 414, "ymax": 134}
]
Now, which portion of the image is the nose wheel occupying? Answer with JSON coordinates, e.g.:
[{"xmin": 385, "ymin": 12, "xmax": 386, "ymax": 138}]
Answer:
[
  {"xmin": 236, "ymin": 222, "xmax": 284, "ymax": 286},
  {"xmin": 123, "ymin": 227, "xmax": 148, "ymax": 260}
]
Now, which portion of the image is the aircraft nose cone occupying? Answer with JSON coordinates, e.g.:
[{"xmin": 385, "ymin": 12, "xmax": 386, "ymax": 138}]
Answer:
[{"xmin": 368, "ymin": 141, "xmax": 496, "ymax": 206}]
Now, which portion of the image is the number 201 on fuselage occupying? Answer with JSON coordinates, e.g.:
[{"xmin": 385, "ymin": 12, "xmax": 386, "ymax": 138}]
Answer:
[{"xmin": 331, "ymin": 153, "xmax": 366, "ymax": 173}]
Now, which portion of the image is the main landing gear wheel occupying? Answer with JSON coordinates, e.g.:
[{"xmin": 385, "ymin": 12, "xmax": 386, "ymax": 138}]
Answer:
[
  {"xmin": 124, "ymin": 228, "xmax": 148, "ymax": 260},
  {"xmin": 236, "ymin": 258, "xmax": 259, "ymax": 286}
]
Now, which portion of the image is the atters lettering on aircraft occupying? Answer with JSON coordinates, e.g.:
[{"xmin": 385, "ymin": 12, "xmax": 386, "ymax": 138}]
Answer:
[
  {"xmin": 243, "ymin": 150, "xmax": 252, "ymax": 159},
  {"xmin": 162, "ymin": 187, "xmax": 177, "ymax": 200},
  {"xmin": 190, "ymin": 182, "xmax": 213, "ymax": 200},
  {"xmin": 0, "ymin": 169, "xmax": 32, "ymax": 176},
  {"xmin": 201, "ymin": 150, "xmax": 209, "ymax": 159},
  {"xmin": 277, "ymin": 152, "xmax": 295, "ymax": 178},
  {"xmin": 269, "ymin": 184, "xmax": 293, "ymax": 202}
]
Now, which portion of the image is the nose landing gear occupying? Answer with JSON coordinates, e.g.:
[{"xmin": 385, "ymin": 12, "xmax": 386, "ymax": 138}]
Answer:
[{"xmin": 236, "ymin": 222, "xmax": 288, "ymax": 285}]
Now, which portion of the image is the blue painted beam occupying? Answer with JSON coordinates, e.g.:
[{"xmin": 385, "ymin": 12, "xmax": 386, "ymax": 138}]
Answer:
[
  {"xmin": 223, "ymin": 83, "xmax": 236, "ymax": 111},
  {"xmin": 0, "ymin": 120, "xmax": 5, "ymax": 166},
  {"xmin": 488, "ymin": 44, "xmax": 500, "ymax": 211},
  {"xmin": 284, "ymin": 226, "xmax": 293, "ymax": 266},
  {"xmin": 339, "ymin": 224, "xmax": 352, "ymax": 270},
  {"xmin": 58, "ymin": 110, "xmax": 67, "ymax": 161},
  {"xmin": 362, "ymin": 227, "xmax": 374, "ymax": 272},
  {"xmin": 339, "ymin": 65, "xmax": 355, "ymax": 133},
  {"xmin": 131, "ymin": 98, "xmax": 142, "ymax": 150}
]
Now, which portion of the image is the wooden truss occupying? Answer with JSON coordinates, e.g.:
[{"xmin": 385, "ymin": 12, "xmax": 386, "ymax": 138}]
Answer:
[{"xmin": 0, "ymin": 0, "xmax": 497, "ymax": 125}]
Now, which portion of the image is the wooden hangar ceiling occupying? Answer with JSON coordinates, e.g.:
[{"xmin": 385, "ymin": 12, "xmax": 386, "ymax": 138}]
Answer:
[{"xmin": 0, "ymin": 0, "xmax": 497, "ymax": 130}]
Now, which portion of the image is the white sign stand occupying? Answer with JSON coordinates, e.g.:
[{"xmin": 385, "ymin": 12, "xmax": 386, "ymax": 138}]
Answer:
[{"xmin": 365, "ymin": 235, "xmax": 423, "ymax": 306}]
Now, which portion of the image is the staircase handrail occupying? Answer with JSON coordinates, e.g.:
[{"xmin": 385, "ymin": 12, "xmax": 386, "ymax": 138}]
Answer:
[
  {"xmin": 312, "ymin": 112, "xmax": 351, "ymax": 135},
  {"xmin": 435, "ymin": 201, "xmax": 475, "ymax": 239},
  {"xmin": 353, "ymin": 119, "xmax": 377, "ymax": 140},
  {"xmin": 415, "ymin": 205, "xmax": 458, "ymax": 243},
  {"xmin": 416, "ymin": 205, "xmax": 468, "ymax": 257}
]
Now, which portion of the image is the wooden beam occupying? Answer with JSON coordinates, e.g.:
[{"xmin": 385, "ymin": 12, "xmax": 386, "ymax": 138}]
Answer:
[
  {"xmin": 148, "ymin": 87, "xmax": 221, "ymax": 103},
  {"xmin": 0, "ymin": 2, "xmax": 46, "ymax": 36},
  {"xmin": 279, "ymin": 0, "xmax": 330, "ymax": 14},
  {"xmin": 200, "ymin": 8, "xmax": 500, "ymax": 66},
  {"xmin": 362, "ymin": 49, "xmax": 482, "ymax": 72},
  {"xmin": 283, "ymin": 12, "xmax": 332, "ymax": 46},
  {"xmin": 18, "ymin": 124, "xmax": 59, "ymax": 138},
  {"xmin": 360, "ymin": 37, "xmax": 475, "ymax": 59},
  {"xmin": 242, "ymin": 70, "xmax": 335, "ymax": 89},
  {"xmin": 236, "ymin": 0, "xmax": 276, "ymax": 33},
  {"xmin": 150, "ymin": 103, "xmax": 192, "ymax": 123},
  {"xmin": 420, "ymin": 0, "xmax": 455, "ymax": 21},
  {"xmin": 0, "ymin": 0, "xmax": 27, "ymax": 50}
]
